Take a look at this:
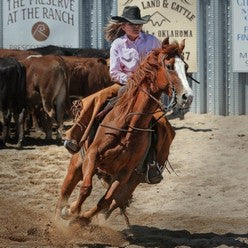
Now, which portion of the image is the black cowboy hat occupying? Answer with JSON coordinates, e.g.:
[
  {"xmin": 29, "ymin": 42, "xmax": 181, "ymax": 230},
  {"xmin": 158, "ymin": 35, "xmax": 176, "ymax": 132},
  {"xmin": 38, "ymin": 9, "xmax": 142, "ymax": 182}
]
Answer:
[{"xmin": 111, "ymin": 6, "xmax": 150, "ymax": 24}]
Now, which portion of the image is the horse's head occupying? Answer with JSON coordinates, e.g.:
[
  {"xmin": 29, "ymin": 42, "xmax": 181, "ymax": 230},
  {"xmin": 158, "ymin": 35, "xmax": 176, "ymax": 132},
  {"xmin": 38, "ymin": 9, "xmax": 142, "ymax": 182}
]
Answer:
[{"xmin": 148, "ymin": 38, "xmax": 193, "ymax": 110}]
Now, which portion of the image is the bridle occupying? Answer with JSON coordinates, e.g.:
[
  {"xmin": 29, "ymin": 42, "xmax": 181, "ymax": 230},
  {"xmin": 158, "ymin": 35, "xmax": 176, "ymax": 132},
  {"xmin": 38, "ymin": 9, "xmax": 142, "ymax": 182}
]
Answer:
[
  {"xmin": 123, "ymin": 51, "xmax": 199, "ymax": 131},
  {"xmin": 100, "ymin": 87, "xmax": 176, "ymax": 133}
]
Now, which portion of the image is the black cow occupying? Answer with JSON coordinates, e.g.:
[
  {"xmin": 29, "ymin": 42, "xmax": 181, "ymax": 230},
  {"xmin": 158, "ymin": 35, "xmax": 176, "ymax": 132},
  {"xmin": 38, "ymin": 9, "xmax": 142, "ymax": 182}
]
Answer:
[
  {"xmin": 28, "ymin": 45, "xmax": 110, "ymax": 59},
  {"xmin": 0, "ymin": 58, "xmax": 26, "ymax": 148}
]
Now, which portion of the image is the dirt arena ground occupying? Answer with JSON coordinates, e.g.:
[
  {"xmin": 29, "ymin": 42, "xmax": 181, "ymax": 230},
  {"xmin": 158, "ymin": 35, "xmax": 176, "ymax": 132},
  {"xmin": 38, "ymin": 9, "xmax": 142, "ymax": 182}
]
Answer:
[{"xmin": 0, "ymin": 112, "xmax": 247, "ymax": 248}]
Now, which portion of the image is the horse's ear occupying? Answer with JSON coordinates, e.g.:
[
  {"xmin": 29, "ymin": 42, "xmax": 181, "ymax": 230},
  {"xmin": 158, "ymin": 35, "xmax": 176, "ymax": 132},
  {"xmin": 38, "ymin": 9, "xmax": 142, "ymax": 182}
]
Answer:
[
  {"xmin": 162, "ymin": 37, "xmax": 169, "ymax": 48},
  {"xmin": 179, "ymin": 39, "xmax": 185, "ymax": 53}
]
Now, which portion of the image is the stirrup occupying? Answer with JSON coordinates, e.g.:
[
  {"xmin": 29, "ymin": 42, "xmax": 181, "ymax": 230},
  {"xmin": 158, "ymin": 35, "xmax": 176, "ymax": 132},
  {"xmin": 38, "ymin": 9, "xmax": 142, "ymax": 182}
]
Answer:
[{"xmin": 145, "ymin": 161, "xmax": 163, "ymax": 184}]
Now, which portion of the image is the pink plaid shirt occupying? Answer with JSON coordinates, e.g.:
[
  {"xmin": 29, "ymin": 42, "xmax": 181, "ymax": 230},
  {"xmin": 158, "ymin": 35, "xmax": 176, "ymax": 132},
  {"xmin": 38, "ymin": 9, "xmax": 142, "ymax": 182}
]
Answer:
[{"xmin": 109, "ymin": 32, "xmax": 161, "ymax": 84}]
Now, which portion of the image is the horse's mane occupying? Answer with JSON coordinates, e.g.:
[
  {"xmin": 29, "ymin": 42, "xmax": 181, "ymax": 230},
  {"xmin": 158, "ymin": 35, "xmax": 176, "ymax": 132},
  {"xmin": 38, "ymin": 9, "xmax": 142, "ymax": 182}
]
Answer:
[
  {"xmin": 115, "ymin": 41, "xmax": 181, "ymax": 114},
  {"xmin": 115, "ymin": 51, "xmax": 159, "ymax": 113}
]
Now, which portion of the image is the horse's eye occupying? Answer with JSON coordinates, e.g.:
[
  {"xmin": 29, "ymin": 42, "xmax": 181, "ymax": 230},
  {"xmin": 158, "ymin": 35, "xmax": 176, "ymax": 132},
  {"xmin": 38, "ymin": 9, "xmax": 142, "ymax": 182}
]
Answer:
[{"xmin": 166, "ymin": 64, "xmax": 174, "ymax": 71}]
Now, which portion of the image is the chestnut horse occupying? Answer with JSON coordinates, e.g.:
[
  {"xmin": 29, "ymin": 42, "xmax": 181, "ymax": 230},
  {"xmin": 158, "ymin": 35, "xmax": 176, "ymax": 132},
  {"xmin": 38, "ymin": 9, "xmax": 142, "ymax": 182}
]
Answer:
[{"xmin": 56, "ymin": 38, "xmax": 193, "ymax": 226}]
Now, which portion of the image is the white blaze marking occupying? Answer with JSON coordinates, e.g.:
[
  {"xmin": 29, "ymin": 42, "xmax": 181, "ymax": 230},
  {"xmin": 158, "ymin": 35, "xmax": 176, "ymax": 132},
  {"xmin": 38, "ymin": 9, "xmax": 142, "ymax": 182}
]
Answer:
[{"xmin": 174, "ymin": 57, "xmax": 193, "ymax": 95}]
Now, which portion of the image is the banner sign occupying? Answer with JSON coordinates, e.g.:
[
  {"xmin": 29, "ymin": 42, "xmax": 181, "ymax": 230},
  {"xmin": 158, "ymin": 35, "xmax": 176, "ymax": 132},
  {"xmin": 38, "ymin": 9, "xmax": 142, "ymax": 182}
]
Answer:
[
  {"xmin": 117, "ymin": 0, "xmax": 197, "ymax": 72},
  {"xmin": 3, "ymin": 0, "xmax": 79, "ymax": 49},
  {"xmin": 232, "ymin": 0, "xmax": 248, "ymax": 72}
]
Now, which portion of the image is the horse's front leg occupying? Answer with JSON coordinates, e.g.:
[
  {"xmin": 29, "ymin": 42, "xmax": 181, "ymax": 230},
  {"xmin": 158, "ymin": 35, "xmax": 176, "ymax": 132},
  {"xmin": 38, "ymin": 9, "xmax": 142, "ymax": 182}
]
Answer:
[
  {"xmin": 56, "ymin": 153, "xmax": 83, "ymax": 220},
  {"xmin": 68, "ymin": 150, "xmax": 97, "ymax": 224}
]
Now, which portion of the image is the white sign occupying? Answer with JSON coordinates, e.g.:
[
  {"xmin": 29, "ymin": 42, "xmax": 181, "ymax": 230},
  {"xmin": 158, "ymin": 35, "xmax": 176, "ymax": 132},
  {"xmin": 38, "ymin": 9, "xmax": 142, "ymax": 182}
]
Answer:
[
  {"xmin": 117, "ymin": 0, "xmax": 197, "ymax": 72},
  {"xmin": 233, "ymin": 0, "xmax": 248, "ymax": 72},
  {"xmin": 3, "ymin": 0, "xmax": 79, "ymax": 49}
]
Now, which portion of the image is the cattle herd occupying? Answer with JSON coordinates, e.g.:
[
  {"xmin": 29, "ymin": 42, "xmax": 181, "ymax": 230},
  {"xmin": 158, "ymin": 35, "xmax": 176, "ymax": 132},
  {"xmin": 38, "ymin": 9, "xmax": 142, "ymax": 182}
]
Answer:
[{"xmin": 0, "ymin": 45, "xmax": 112, "ymax": 148}]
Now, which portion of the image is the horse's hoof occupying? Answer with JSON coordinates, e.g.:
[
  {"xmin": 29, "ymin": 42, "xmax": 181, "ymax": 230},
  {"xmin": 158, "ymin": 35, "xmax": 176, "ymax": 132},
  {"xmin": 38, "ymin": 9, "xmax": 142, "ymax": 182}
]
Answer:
[{"xmin": 61, "ymin": 206, "xmax": 72, "ymax": 220}]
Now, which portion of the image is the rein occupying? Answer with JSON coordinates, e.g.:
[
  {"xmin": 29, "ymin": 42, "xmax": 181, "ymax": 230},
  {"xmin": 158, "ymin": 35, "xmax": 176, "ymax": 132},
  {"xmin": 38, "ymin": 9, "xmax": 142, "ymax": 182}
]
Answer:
[
  {"xmin": 100, "ymin": 87, "xmax": 177, "ymax": 133},
  {"xmin": 139, "ymin": 87, "xmax": 177, "ymax": 114},
  {"xmin": 137, "ymin": 87, "xmax": 176, "ymax": 129}
]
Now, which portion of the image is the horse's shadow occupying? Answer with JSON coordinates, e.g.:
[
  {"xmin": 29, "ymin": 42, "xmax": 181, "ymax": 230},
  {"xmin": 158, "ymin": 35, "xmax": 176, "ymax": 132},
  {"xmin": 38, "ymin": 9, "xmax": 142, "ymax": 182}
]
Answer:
[
  {"xmin": 173, "ymin": 126, "xmax": 213, "ymax": 132},
  {"xmin": 122, "ymin": 225, "xmax": 248, "ymax": 248}
]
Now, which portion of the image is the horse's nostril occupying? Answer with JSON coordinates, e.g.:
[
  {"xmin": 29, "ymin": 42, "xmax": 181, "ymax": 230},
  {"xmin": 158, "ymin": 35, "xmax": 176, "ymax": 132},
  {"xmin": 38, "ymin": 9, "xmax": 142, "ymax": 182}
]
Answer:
[
  {"xmin": 181, "ymin": 93, "xmax": 193, "ymax": 105},
  {"xmin": 182, "ymin": 93, "xmax": 188, "ymax": 101}
]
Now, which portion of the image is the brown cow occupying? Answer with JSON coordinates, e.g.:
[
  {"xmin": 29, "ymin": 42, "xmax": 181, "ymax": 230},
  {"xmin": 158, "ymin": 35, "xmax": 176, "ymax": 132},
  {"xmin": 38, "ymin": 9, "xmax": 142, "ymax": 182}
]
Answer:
[
  {"xmin": 0, "ymin": 48, "xmax": 39, "ymax": 60},
  {"xmin": 61, "ymin": 56, "xmax": 113, "ymax": 98},
  {"xmin": 21, "ymin": 55, "xmax": 70, "ymax": 140},
  {"xmin": 0, "ymin": 49, "xmax": 113, "ymax": 99}
]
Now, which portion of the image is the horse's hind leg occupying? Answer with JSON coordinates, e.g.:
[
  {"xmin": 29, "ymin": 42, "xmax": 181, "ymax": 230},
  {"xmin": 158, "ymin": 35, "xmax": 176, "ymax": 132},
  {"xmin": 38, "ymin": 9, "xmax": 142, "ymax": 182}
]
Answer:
[
  {"xmin": 80, "ymin": 168, "xmax": 133, "ymax": 223},
  {"xmin": 56, "ymin": 153, "xmax": 83, "ymax": 219},
  {"xmin": 105, "ymin": 171, "xmax": 142, "ymax": 226}
]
